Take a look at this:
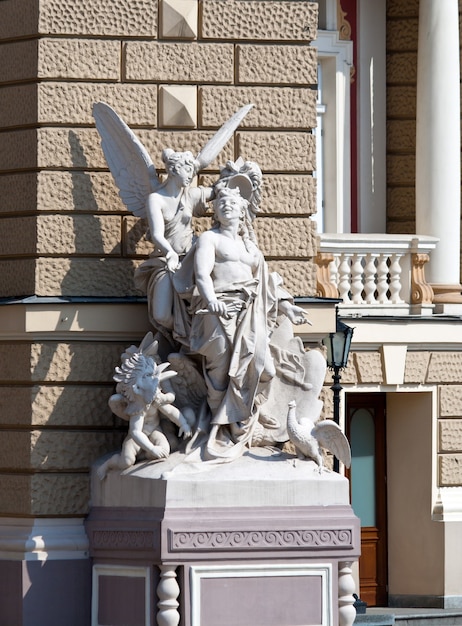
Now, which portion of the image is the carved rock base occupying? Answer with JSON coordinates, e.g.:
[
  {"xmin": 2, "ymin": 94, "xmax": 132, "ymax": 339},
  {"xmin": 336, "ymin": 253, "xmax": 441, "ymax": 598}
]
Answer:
[{"xmin": 86, "ymin": 449, "xmax": 360, "ymax": 626}]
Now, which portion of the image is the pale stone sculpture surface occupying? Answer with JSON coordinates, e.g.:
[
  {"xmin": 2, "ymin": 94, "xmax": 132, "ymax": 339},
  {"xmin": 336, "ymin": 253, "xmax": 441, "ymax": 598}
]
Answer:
[
  {"xmin": 97, "ymin": 332, "xmax": 194, "ymax": 479},
  {"xmin": 94, "ymin": 102, "xmax": 342, "ymax": 469}
]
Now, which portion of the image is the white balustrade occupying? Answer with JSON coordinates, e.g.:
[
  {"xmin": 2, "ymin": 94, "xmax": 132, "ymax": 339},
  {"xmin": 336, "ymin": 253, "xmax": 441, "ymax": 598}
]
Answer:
[{"xmin": 317, "ymin": 234, "xmax": 438, "ymax": 315}]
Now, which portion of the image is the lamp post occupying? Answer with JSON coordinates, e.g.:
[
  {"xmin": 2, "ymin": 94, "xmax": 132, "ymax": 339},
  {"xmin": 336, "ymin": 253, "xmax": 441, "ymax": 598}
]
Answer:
[{"xmin": 322, "ymin": 316, "xmax": 354, "ymax": 472}]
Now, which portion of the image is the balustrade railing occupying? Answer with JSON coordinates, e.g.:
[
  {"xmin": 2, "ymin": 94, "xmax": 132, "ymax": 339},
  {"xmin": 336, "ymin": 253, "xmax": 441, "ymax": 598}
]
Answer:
[{"xmin": 316, "ymin": 234, "xmax": 438, "ymax": 315}]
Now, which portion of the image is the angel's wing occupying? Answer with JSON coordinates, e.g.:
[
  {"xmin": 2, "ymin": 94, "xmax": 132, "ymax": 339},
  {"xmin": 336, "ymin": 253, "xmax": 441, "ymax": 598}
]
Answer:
[
  {"xmin": 167, "ymin": 353, "xmax": 207, "ymax": 411},
  {"xmin": 195, "ymin": 104, "xmax": 254, "ymax": 172},
  {"xmin": 312, "ymin": 420, "xmax": 352, "ymax": 468},
  {"xmin": 92, "ymin": 102, "xmax": 160, "ymax": 217}
]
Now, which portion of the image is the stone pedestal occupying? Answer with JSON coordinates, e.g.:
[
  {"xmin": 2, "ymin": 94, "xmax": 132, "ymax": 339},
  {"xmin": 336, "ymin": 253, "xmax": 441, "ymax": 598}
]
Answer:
[{"xmin": 86, "ymin": 449, "xmax": 360, "ymax": 626}]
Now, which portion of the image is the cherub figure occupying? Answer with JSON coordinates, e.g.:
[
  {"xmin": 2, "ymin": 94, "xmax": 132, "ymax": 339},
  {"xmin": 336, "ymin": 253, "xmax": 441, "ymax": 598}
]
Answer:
[{"xmin": 97, "ymin": 333, "xmax": 194, "ymax": 479}]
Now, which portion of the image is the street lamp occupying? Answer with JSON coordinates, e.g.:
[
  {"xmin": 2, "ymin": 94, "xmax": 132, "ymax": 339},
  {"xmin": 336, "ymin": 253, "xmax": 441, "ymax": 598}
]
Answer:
[{"xmin": 322, "ymin": 316, "xmax": 354, "ymax": 472}]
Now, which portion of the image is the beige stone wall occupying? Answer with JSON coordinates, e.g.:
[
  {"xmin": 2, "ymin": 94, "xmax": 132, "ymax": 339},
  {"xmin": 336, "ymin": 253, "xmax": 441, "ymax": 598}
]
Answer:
[
  {"xmin": 321, "ymin": 348, "xmax": 462, "ymax": 488},
  {"xmin": 0, "ymin": 0, "xmax": 318, "ymax": 518},
  {"xmin": 0, "ymin": 0, "xmax": 318, "ymax": 300}
]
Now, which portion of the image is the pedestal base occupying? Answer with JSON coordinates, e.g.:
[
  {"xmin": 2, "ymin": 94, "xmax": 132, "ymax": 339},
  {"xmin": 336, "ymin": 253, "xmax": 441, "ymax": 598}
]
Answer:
[{"xmin": 86, "ymin": 449, "xmax": 360, "ymax": 626}]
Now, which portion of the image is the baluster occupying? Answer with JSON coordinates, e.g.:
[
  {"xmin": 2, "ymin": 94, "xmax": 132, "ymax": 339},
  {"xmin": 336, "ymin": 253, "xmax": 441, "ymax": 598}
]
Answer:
[
  {"xmin": 337, "ymin": 254, "xmax": 352, "ymax": 303},
  {"xmin": 389, "ymin": 253, "xmax": 404, "ymax": 303},
  {"xmin": 157, "ymin": 565, "xmax": 180, "ymax": 626},
  {"xmin": 330, "ymin": 255, "xmax": 340, "ymax": 293},
  {"xmin": 411, "ymin": 253, "xmax": 434, "ymax": 304},
  {"xmin": 376, "ymin": 254, "xmax": 389, "ymax": 303},
  {"xmin": 338, "ymin": 561, "xmax": 356, "ymax": 626},
  {"xmin": 364, "ymin": 253, "xmax": 377, "ymax": 303},
  {"xmin": 315, "ymin": 252, "xmax": 339, "ymax": 298},
  {"xmin": 350, "ymin": 253, "xmax": 364, "ymax": 304}
]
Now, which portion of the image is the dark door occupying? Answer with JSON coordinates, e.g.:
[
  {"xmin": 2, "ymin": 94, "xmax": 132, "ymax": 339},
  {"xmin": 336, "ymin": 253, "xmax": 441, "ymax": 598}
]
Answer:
[{"xmin": 346, "ymin": 393, "xmax": 388, "ymax": 606}]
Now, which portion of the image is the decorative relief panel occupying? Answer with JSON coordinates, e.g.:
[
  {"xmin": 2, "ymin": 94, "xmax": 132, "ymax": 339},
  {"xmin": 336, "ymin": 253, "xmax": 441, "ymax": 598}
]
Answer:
[
  {"xmin": 92, "ymin": 529, "xmax": 156, "ymax": 550},
  {"xmin": 169, "ymin": 528, "xmax": 353, "ymax": 552}
]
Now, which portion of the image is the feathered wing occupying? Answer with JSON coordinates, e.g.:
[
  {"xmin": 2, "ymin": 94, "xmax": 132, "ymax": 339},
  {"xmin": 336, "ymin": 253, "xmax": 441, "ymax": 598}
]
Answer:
[
  {"xmin": 312, "ymin": 420, "xmax": 352, "ymax": 468},
  {"xmin": 167, "ymin": 353, "xmax": 207, "ymax": 411},
  {"xmin": 92, "ymin": 102, "xmax": 160, "ymax": 218}
]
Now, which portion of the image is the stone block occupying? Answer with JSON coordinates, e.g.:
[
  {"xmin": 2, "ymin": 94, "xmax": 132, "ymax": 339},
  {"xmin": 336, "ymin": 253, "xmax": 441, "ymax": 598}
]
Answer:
[
  {"xmin": 36, "ymin": 171, "xmax": 125, "ymax": 213},
  {"xmin": 0, "ymin": 259, "xmax": 36, "ymax": 298},
  {"xmin": 0, "ymin": 84, "xmax": 155, "ymax": 130},
  {"xmin": 35, "ymin": 128, "xmax": 234, "ymax": 171},
  {"xmin": 354, "ymin": 352, "xmax": 383, "ymax": 384},
  {"xmin": 34, "ymin": 257, "xmax": 142, "ymax": 297},
  {"xmin": 237, "ymin": 132, "xmax": 316, "ymax": 172},
  {"xmin": 387, "ymin": 0, "xmax": 419, "ymax": 18},
  {"xmin": 123, "ymin": 217, "xmax": 153, "ymax": 257},
  {"xmin": 386, "ymin": 18, "xmax": 419, "ymax": 51},
  {"xmin": 30, "ymin": 431, "xmax": 124, "ymax": 471},
  {"xmin": 387, "ymin": 85, "xmax": 417, "ymax": 119},
  {"xmin": 440, "ymin": 385, "xmax": 462, "ymax": 417},
  {"xmin": 159, "ymin": 85, "xmax": 197, "ymax": 128},
  {"xmin": 30, "ymin": 473, "xmax": 92, "ymax": 516},
  {"xmin": 0, "ymin": 217, "xmax": 37, "ymax": 256},
  {"xmin": 38, "ymin": 83, "xmax": 157, "ymax": 126},
  {"xmin": 387, "ymin": 154, "xmax": 415, "ymax": 186},
  {"xmin": 29, "ymin": 342, "xmax": 127, "ymax": 383},
  {"xmin": 0, "ymin": 173, "xmax": 38, "ymax": 213},
  {"xmin": 0, "ymin": 475, "xmax": 32, "ymax": 516},
  {"xmin": 38, "ymin": 38, "xmax": 121, "ymax": 79},
  {"xmin": 0, "ymin": 84, "xmax": 38, "ymax": 129},
  {"xmin": 0, "ymin": 385, "xmax": 115, "ymax": 427},
  {"xmin": 386, "ymin": 52, "xmax": 417, "ymax": 85},
  {"xmin": 337, "ymin": 358, "xmax": 358, "ymax": 385},
  {"xmin": 0, "ymin": 342, "xmax": 125, "ymax": 383},
  {"xmin": 201, "ymin": 87, "xmax": 317, "ymax": 130},
  {"xmin": 254, "ymin": 217, "xmax": 315, "ymax": 258},
  {"xmin": 427, "ymin": 353, "xmax": 462, "ymax": 384},
  {"xmin": 261, "ymin": 175, "xmax": 316, "ymax": 216},
  {"xmin": 387, "ymin": 187, "xmax": 415, "ymax": 220},
  {"xmin": 125, "ymin": 41, "xmax": 233, "ymax": 83},
  {"xmin": 38, "ymin": 0, "xmax": 157, "ymax": 37},
  {"xmin": 387, "ymin": 120, "xmax": 416, "ymax": 153},
  {"xmin": 201, "ymin": 0, "xmax": 317, "ymax": 41},
  {"xmin": 386, "ymin": 220, "xmax": 415, "ymax": 235},
  {"xmin": 439, "ymin": 420, "xmax": 462, "ymax": 453},
  {"xmin": 320, "ymin": 387, "xmax": 334, "ymax": 421},
  {"xmin": 439, "ymin": 455, "xmax": 462, "ymax": 487},
  {"xmin": 0, "ymin": 430, "xmax": 124, "ymax": 471},
  {"xmin": 36, "ymin": 214, "xmax": 122, "ymax": 255},
  {"xmin": 0, "ymin": 40, "xmax": 38, "ymax": 82},
  {"xmin": 0, "ymin": 129, "xmax": 37, "ymax": 171},
  {"xmin": 161, "ymin": 0, "xmax": 198, "ymax": 39},
  {"xmin": 0, "ymin": 0, "xmax": 39, "ymax": 40},
  {"xmin": 266, "ymin": 260, "xmax": 316, "ymax": 297},
  {"xmin": 403, "ymin": 351, "xmax": 430, "ymax": 383},
  {"xmin": 237, "ymin": 45, "xmax": 317, "ymax": 85}
]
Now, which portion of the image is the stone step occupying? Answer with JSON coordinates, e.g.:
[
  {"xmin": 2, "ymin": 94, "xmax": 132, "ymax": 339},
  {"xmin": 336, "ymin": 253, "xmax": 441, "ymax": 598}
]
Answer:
[{"xmin": 355, "ymin": 609, "xmax": 462, "ymax": 626}]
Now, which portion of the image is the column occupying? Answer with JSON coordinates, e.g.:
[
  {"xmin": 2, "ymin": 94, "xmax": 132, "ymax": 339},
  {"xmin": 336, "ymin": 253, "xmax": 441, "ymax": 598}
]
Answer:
[{"xmin": 416, "ymin": 0, "xmax": 462, "ymax": 302}]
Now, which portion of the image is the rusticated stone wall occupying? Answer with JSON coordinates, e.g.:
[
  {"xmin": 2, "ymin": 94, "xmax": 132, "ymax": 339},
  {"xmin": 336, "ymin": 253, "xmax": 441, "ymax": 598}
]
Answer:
[
  {"xmin": 0, "ymin": 0, "xmax": 319, "ymax": 518},
  {"xmin": 321, "ymin": 350, "xmax": 462, "ymax": 488},
  {"xmin": 386, "ymin": 0, "xmax": 419, "ymax": 235},
  {"xmin": 0, "ymin": 0, "xmax": 318, "ymax": 300}
]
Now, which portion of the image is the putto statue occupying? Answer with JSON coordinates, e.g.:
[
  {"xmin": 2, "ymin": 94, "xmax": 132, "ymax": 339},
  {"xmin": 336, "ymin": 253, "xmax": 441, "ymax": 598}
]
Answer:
[
  {"xmin": 97, "ymin": 332, "xmax": 195, "ymax": 479},
  {"xmin": 94, "ymin": 102, "xmax": 337, "ymax": 469}
]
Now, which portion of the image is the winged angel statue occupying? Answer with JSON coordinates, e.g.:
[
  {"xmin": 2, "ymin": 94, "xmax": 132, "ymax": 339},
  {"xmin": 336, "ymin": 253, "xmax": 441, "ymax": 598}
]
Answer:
[{"xmin": 94, "ymin": 102, "xmax": 348, "ymax": 470}]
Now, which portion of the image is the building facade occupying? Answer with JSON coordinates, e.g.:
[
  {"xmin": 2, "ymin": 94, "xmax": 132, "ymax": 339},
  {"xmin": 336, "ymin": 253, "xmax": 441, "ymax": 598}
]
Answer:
[{"xmin": 0, "ymin": 0, "xmax": 461, "ymax": 623}]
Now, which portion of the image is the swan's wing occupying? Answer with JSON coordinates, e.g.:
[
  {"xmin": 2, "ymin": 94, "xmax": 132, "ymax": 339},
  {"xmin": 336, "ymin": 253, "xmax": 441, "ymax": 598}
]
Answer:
[
  {"xmin": 195, "ymin": 104, "xmax": 254, "ymax": 172},
  {"xmin": 93, "ymin": 102, "xmax": 160, "ymax": 217},
  {"xmin": 312, "ymin": 420, "xmax": 351, "ymax": 468}
]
